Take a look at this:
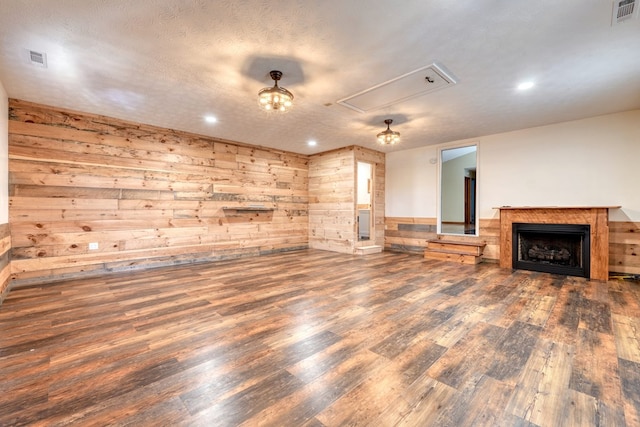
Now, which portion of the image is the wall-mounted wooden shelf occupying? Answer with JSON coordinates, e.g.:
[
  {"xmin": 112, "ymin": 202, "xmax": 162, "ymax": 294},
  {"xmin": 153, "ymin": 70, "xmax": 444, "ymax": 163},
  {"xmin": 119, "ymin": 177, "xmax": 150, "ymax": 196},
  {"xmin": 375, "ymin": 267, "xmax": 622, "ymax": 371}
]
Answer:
[
  {"xmin": 494, "ymin": 206, "xmax": 621, "ymax": 210},
  {"xmin": 222, "ymin": 206, "xmax": 275, "ymax": 212}
]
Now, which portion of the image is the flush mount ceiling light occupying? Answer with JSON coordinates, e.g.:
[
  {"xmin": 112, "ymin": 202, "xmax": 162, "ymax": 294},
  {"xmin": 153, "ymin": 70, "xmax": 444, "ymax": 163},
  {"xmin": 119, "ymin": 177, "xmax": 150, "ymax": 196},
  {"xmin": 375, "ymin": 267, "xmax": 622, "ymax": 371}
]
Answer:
[
  {"xmin": 517, "ymin": 81, "xmax": 535, "ymax": 91},
  {"xmin": 258, "ymin": 70, "xmax": 294, "ymax": 112},
  {"xmin": 377, "ymin": 119, "xmax": 400, "ymax": 145}
]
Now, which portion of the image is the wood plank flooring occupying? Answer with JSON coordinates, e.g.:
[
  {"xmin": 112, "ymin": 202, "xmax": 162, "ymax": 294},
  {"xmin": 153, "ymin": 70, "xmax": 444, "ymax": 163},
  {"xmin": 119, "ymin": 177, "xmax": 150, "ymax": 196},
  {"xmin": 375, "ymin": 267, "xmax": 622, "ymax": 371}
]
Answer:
[{"xmin": 1, "ymin": 249, "xmax": 640, "ymax": 426}]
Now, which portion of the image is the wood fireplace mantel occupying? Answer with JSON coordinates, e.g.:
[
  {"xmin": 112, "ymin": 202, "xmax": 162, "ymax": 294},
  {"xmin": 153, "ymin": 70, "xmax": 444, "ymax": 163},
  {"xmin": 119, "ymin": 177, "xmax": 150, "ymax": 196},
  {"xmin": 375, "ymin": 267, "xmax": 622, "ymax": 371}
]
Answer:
[{"xmin": 495, "ymin": 206, "xmax": 620, "ymax": 281}]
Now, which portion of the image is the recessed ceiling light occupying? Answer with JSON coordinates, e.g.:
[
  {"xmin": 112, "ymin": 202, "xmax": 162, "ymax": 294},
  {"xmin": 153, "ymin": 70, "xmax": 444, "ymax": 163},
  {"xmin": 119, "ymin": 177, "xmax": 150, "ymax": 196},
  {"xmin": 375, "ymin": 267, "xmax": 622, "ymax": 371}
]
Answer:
[
  {"xmin": 517, "ymin": 81, "xmax": 534, "ymax": 91},
  {"xmin": 204, "ymin": 115, "xmax": 217, "ymax": 123},
  {"xmin": 308, "ymin": 140, "xmax": 317, "ymax": 146}
]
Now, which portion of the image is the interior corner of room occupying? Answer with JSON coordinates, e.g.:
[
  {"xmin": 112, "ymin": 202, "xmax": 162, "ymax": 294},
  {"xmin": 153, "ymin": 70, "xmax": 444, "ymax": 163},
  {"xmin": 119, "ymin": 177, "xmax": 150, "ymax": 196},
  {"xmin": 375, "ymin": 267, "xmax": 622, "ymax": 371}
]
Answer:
[{"xmin": 1, "ymin": 2, "xmax": 640, "ymax": 424}]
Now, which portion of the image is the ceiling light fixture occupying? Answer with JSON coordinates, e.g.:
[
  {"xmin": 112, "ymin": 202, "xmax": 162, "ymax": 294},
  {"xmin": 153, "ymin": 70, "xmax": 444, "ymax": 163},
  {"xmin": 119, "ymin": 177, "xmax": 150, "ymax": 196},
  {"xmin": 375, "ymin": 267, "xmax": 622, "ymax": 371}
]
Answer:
[
  {"xmin": 377, "ymin": 119, "xmax": 400, "ymax": 145},
  {"xmin": 517, "ymin": 81, "xmax": 534, "ymax": 90},
  {"xmin": 258, "ymin": 70, "xmax": 293, "ymax": 112}
]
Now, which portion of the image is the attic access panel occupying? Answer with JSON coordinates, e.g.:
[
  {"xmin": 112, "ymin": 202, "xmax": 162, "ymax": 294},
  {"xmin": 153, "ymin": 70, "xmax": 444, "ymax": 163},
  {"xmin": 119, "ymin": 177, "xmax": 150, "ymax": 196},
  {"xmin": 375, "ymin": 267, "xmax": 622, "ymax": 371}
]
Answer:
[{"xmin": 337, "ymin": 63, "xmax": 457, "ymax": 113}]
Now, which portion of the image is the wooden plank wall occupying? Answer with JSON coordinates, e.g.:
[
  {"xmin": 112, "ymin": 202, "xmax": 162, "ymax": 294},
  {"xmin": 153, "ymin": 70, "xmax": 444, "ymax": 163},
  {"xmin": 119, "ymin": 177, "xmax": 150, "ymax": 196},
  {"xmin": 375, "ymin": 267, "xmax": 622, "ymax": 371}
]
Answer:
[
  {"xmin": 354, "ymin": 146, "xmax": 386, "ymax": 247},
  {"xmin": 8, "ymin": 99, "xmax": 309, "ymax": 285},
  {"xmin": 0, "ymin": 223, "xmax": 10, "ymax": 303},
  {"xmin": 610, "ymin": 221, "xmax": 640, "ymax": 276},
  {"xmin": 385, "ymin": 217, "xmax": 437, "ymax": 254},
  {"xmin": 385, "ymin": 217, "xmax": 500, "ymax": 260},
  {"xmin": 308, "ymin": 147, "xmax": 355, "ymax": 253},
  {"xmin": 386, "ymin": 216, "xmax": 640, "ymax": 276}
]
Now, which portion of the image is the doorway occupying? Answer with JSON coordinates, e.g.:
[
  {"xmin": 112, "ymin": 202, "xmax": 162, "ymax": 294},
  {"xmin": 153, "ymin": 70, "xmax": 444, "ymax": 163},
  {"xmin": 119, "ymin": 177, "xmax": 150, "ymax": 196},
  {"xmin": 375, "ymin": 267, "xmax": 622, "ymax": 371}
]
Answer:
[
  {"xmin": 357, "ymin": 161, "xmax": 374, "ymax": 241},
  {"xmin": 464, "ymin": 169, "xmax": 476, "ymax": 235}
]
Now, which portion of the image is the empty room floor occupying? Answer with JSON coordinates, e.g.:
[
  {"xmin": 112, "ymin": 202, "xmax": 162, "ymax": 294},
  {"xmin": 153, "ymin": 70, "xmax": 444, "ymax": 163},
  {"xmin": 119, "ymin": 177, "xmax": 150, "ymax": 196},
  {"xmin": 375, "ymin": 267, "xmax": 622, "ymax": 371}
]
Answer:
[{"xmin": 1, "ymin": 249, "xmax": 639, "ymax": 426}]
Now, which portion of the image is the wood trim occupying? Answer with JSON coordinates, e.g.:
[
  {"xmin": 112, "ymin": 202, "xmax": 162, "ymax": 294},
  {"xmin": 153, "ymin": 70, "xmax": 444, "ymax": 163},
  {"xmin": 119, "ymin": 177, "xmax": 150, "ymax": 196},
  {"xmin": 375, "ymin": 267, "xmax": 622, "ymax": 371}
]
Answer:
[{"xmin": 494, "ymin": 206, "xmax": 621, "ymax": 210}]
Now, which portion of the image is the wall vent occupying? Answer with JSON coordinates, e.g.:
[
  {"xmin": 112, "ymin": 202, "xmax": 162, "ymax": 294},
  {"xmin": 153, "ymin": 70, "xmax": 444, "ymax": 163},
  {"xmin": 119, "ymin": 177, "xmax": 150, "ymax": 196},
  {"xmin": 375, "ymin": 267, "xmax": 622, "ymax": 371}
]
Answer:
[
  {"xmin": 27, "ymin": 50, "xmax": 47, "ymax": 67},
  {"xmin": 612, "ymin": 0, "xmax": 637, "ymax": 24}
]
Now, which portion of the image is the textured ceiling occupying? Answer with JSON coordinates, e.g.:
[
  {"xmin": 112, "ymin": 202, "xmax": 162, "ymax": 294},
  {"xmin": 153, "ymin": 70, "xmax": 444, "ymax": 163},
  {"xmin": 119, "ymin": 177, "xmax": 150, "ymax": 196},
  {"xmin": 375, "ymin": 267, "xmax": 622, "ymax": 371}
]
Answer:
[{"xmin": 1, "ymin": 1, "xmax": 639, "ymax": 155}]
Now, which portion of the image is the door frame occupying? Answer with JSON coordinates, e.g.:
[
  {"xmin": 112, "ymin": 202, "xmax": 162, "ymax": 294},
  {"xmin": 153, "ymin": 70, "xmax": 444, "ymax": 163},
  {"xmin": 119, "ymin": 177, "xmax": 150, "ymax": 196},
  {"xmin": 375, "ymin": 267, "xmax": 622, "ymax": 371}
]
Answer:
[{"xmin": 356, "ymin": 161, "xmax": 374, "ymax": 244}]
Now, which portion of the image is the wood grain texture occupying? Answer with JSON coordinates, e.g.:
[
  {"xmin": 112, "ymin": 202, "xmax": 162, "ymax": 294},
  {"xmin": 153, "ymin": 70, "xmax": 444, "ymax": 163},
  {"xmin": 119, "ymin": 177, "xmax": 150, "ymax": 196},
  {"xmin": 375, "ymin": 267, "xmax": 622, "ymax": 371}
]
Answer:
[
  {"xmin": 385, "ymin": 217, "xmax": 499, "ymax": 260},
  {"xmin": 1, "ymin": 249, "xmax": 639, "ymax": 426},
  {"xmin": 498, "ymin": 207, "xmax": 611, "ymax": 280},
  {"xmin": 387, "ymin": 216, "xmax": 640, "ymax": 276},
  {"xmin": 8, "ymin": 99, "xmax": 310, "ymax": 285},
  {"xmin": 384, "ymin": 216, "xmax": 437, "ymax": 253},
  {"xmin": 10, "ymin": 99, "xmax": 638, "ymax": 287},
  {"xmin": 0, "ymin": 223, "xmax": 10, "ymax": 304},
  {"xmin": 308, "ymin": 146, "xmax": 385, "ymax": 254},
  {"xmin": 610, "ymin": 221, "xmax": 640, "ymax": 275}
]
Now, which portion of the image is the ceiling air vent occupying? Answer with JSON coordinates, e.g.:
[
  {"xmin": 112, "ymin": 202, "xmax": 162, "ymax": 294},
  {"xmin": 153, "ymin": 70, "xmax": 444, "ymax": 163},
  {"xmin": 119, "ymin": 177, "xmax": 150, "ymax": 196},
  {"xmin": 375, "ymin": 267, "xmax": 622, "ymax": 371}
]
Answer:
[
  {"xmin": 612, "ymin": 0, "xmax": 637, "ymax": 24},
  {"xmin": 27, "ymin": 49, "xmax": 47, "ymax": 67}
]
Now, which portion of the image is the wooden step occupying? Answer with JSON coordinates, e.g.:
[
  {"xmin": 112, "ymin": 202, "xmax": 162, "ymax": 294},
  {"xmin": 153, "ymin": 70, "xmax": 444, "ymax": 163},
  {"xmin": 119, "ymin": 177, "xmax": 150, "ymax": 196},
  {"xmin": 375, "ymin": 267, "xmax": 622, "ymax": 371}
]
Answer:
[
  {"xmin": 424, "ymin": 250, "xmax": 483, "ymax": 264},
  {"xmin": 426, "ymin": 239, "xmax": 486, "ymax": 256},
  {"xmin": 424, "ymin": 239, "xmax": 486, "ymax": 264},
  {"xmin": 355, "ymin": 245, "xmax": 383, "ymax": 255}
]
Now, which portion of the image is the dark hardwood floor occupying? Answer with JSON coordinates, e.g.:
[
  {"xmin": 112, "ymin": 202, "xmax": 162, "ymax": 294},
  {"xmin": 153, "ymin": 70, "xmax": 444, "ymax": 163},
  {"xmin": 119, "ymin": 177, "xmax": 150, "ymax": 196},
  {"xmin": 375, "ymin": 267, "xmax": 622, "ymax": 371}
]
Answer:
[{"xmin": 1, "ymin": 249, "xmax": 640, "ymax": 426}]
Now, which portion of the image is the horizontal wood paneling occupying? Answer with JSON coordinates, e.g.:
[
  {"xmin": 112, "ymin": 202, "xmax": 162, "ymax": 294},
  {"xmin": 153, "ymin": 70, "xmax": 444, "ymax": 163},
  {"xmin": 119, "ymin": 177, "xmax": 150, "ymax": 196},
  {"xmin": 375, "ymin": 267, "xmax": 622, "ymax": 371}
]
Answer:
[
  {"xmin": 610, "ymin": 221, "xmax": 640, "ymax": 276},
  {"xmin": 385, "ymin": 217, "xmax": 498, "ymax": 259},
  {"xmin": 308, "ymin": 146, "xmax": 385, "ymax": 254},
  {"xmin": 0, "ymin": 223, "xmax": 10, "ymax": 303},
  {"xmin": 308, "ymin": 147, "xmax": 355, "ymax": 253},
  {"xmin": 386, "ymin": 217, "xmax": 640, "ymax": 276},
  {"xmin": 8, "ymin": 99, "xmax": 309, "ymax": 285},
  {"xmin": 385, "ymin": 217, "xmax": 437, "ymax": 253}
]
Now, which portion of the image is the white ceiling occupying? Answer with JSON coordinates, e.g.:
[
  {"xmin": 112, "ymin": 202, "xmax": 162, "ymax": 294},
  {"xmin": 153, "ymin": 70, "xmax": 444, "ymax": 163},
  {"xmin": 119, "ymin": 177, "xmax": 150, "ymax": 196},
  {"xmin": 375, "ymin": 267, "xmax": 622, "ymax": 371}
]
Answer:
[{"xmin": 1, "ymin": 1, "xmax": 639, "ymax": 155}]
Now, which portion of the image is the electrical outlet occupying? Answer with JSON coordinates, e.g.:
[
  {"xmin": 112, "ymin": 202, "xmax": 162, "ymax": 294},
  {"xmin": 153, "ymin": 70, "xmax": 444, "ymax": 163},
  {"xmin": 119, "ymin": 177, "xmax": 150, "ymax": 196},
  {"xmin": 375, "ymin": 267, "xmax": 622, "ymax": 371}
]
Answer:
[{"xmin": 88, "ymin": 242, "xmax": 99, "ymax": 250}]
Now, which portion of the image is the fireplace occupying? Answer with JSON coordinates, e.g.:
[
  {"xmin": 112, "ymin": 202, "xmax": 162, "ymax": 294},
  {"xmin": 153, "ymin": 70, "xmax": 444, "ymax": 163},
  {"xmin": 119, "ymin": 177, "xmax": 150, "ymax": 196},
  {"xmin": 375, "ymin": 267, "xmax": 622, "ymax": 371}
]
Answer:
[
  {"xmin": 496, "ymin": 206, "xmax": 619, "ymax": 281},
  {"xmin": 512, "ymin": 223, "xmax": 590, "ymax": 278}
]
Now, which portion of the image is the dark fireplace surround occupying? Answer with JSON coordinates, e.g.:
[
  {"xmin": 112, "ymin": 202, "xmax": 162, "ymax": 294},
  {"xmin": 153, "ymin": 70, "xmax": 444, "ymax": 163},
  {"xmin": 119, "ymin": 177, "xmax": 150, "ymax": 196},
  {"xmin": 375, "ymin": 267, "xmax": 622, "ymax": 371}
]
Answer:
[{"xmin": 512, "ymin": 223, "xmax": 590, "ymax": 278}]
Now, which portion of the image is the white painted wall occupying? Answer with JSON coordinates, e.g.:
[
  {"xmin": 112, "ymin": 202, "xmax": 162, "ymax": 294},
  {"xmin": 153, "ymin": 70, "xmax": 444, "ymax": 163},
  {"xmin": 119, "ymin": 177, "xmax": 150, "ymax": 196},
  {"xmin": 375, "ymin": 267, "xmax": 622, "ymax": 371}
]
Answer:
[
  {"xmin": 386, "ymin": 110, "xmax": 640, "ymax": 222},
  {"xmin": 0, "ymin": 80, "xmax": 8, "ymax": 224},
  {"xmin": 386, "ymin": 145, "xmax": 439, "ymax": 218}
]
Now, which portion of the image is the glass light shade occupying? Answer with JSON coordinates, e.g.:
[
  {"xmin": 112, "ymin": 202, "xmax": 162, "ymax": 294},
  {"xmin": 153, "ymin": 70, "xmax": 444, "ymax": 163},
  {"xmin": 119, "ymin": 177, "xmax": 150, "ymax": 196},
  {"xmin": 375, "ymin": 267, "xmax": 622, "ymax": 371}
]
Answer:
[
  {"xmin": 377, "ymin": 119, "xmax": 400, "ymax": 145},
  {"xmin": 258, "ymin": 86, "xmax": 293, "ymax": 112},
  {"xmin": 258, "ymin": 70, "xmax": 293, "ymax": 112}
]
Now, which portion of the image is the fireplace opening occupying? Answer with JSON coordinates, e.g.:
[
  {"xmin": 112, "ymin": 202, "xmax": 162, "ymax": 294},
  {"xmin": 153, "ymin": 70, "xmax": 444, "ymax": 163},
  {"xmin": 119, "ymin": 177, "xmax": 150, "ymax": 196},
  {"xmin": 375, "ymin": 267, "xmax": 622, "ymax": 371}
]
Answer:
[{"xmin": 512, "ymin": 223, "xmax": 590, "ymax": 278}]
